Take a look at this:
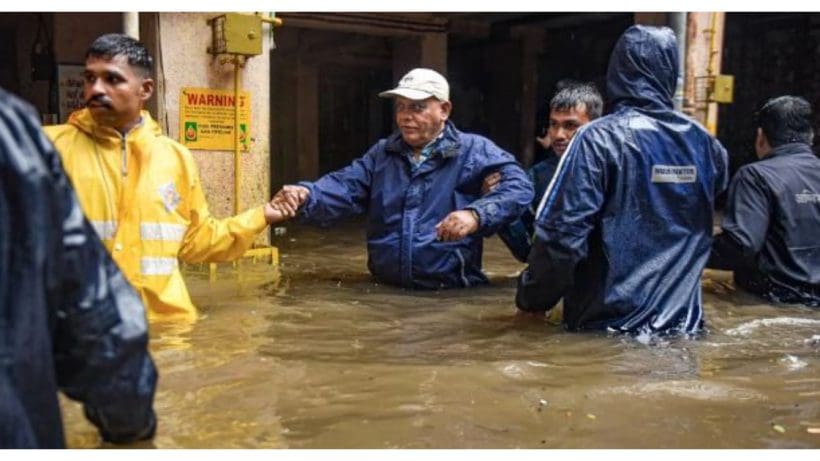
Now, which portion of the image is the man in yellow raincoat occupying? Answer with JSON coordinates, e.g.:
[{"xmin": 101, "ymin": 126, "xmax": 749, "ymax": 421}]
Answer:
[{"xmin": 45, "ymin": 33, "xmax": 284, "ymax": 321}]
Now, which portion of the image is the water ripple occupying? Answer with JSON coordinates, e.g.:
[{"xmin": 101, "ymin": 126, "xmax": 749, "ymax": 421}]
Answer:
[{"xmin": 725, "ymin": 317, "xmax": 820, "ymax": 337}]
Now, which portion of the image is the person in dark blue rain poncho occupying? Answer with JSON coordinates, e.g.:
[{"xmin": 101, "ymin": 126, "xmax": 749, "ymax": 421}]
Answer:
[
  {"xmin": 271, "ymin": 68, "xmax": 533, "ymax": 289},
  {"xmin": 708, "ymin": 96, "xmax": 820, "ymax": 307},
  {"xmin": 0, "ymin": 88, "xmax": 157, "ymax": 448},
  {"xmin": 516, "ymin": 25, "xmax": 729, "ymax": 335}
]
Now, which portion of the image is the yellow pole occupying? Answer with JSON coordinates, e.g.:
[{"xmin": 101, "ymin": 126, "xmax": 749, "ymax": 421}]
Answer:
[
  {"xmin": 210, "ymin": 15, "xmax": 286, "ymax": 278},
  {"xmin": 706, "ymin": 13, "xmax": 718, "ymax": 77},
  {"xmin": 234, "ymin": 55, "xmax": 241, "ymax": 215},
  {"xmin": 705, "ymin": 12, "xmax": 722, "ymax": 135}
]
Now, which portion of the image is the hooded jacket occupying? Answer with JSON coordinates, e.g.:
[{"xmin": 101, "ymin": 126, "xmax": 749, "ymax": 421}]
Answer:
[
  {"xmin": 1, "ymin": 88, "xmax": 156, "ymax": 447},
  {"xmin": 45, "ymin": 109, "xmax": 268, "ymax": 320},
  {"xmin": 516, "ymin": 25, "xmax": 729, "ymax": 334},
  {"xmin": 297, "ymin": 121, "xmax": 533, "ymax": 289}
]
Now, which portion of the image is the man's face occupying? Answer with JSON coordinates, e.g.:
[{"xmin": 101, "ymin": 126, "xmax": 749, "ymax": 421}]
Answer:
[
  {"xmin": 548, "ymin": 104, "xmax": 591, "ymax": 156},
  {"xmin": 394, "ymin": 96, "xmax": 451, "ymax": 148},
  {"xmin": 83, "ymin": 54, "xmax": 153, "ymax": 130}
]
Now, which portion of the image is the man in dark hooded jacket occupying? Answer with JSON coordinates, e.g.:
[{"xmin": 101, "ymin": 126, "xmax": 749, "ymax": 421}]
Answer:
[
  {"xmin": 0, "ymin": 88, "xmax": 157, "ymax": 448},
  {"xmin": 708, "ymin": 96, "xmax": 820, "ymax": 307},
  {"xmin": 516, "ymin": 25, "xmax": 729, "ymax": 334}
]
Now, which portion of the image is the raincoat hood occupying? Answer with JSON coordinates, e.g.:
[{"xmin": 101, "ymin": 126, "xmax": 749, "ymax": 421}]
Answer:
[{"xmin": 606, "ymin": 25, "xmax": 678, "ymax": 111}]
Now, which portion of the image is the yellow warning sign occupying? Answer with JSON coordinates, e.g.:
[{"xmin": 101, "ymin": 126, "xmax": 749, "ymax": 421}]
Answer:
[{"xmin": 180, "ymin": 87, "xmax": 251, "ymax": 151}]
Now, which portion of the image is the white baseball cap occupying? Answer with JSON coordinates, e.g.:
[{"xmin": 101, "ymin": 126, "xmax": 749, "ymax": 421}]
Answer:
[{"xmin": 378, "ymin": 68, "xmax": 450, "ymax": 102}]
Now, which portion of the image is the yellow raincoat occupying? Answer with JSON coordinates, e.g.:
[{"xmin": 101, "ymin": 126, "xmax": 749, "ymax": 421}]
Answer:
[{"xmin": 45, "ymin": 109, "xmax": 267, "ymax": 321}]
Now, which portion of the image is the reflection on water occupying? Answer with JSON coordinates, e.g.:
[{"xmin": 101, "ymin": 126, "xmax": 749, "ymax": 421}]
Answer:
[{"xmin": 62, "ymin": 221, "xmax": 820, "ymax": 448}]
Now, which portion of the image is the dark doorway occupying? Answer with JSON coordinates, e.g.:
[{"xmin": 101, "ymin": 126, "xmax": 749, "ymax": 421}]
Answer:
[
  {"xmin": 719, "ymin": 13, "xmax": 820, "ymax": 175},
  {"xmin": 318, "ymin": 64, "xmax": 393, "ymax": 174},
  {"xmin": 269, "ymin": 28, "xmax": 395, "ymax": 209},
  {"xmin": 448, "ymin": 13, "xmax": 632, "ymax": 167},
  {"xmin": 0, "ymin": 29, "xmax": 19, "ymax": 93}
]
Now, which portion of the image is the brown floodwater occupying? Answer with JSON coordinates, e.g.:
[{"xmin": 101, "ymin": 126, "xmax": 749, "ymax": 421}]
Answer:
[{"xmin": 62, "ymin": 221, "xmax": 820, "ymax": 448}]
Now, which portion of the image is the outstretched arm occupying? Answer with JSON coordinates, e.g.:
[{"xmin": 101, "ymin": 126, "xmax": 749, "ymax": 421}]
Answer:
[
  {"xmin": 296, "ymin": 145, "xmax": 378, "ymax": 226},
  {"xmin": 178, "ymin": 169, "xmax": 270, "ymax": 263}
]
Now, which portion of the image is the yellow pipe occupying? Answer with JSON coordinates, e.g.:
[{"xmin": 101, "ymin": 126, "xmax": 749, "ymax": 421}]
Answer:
[
  {"xmin": 706, "ymin": 12, "xmax": 718, "ymax": 77},
  {"xmin": 208, "ymin": 15, "xmax": 283, "ymax": 279},
  {"xmin": 705, "ymin": 12, "xmax": 721, "ymax": 135},
  {"xmin": 234, "ymin": 56, "xmax": 241, "ymax": 215},
  {"xmin": 259, "ymin": 16, "xmax": 283, "ymax": 27}
]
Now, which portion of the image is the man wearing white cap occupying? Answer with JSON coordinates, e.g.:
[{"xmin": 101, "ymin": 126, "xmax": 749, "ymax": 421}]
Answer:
[{"xmin": 273, "ymin": 68, "xmax": 533, "ymax": 289}]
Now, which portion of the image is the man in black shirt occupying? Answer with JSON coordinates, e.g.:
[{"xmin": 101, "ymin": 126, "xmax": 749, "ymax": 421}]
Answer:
[{"xmin": 709, "ymin": 95, "xmax": 820, "ymax": 306}]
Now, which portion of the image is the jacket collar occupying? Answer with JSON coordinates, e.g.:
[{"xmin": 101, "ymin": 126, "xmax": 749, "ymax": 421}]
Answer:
[
  {"xmin": 764, "ymin": 142, "xmax": 814, "ymax": 160},
  {"xmin": 68, "ymin": 108, "xmax": 162, "ymax": 143},
  {"xmin": 385, "ymin": 120, "xmax": 461, "ymax": 158}
]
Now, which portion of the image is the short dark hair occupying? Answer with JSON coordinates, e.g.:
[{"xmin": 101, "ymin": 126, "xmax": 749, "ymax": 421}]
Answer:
[
  {"xmin": 86, "ymin": 33, "xmax": 153, "ymax": 76},
  {"xmin": 757, "ymin": 95, "xmax": 814, "ymax": 147},
  {"xmin": 550, "ymin": 82, "xmax": 603, "ymax": 120}
]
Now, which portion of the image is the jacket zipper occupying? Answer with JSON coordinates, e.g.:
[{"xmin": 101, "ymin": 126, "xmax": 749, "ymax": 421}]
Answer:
[{"xmin": 120, "ymin": 132, "xmax": 128, "ymax": 178}]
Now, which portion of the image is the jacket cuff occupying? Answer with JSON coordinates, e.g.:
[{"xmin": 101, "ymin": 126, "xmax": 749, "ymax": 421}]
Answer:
[
  {"xmin": 467, "ymin": 200, "xmax": 502, "ymax": 236},
  {"xmin": 296, "ymin": 181, "xmax": 317, "ymax": 219},
  {"xmin": 246, "ymin": 205, "xmax": 269, "ymax": 231}
]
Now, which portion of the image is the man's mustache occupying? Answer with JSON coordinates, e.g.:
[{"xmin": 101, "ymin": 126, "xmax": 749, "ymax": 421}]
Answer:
[{"xmin": 85, "ymin": 95, "xmax": 113, "ymax": 109}]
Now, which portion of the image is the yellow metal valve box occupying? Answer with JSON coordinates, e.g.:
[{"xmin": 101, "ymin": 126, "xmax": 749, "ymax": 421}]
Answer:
[
  {"xmin": 208, "ymin": 13, "xmax": 263, "ymax": 56},
  {"xmin": 712, "ymin": 74, "xmax": 734, "ymax": 104}
]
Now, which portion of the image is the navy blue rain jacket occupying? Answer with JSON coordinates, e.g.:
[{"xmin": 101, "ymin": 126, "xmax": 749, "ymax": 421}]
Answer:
[
  {"xmin": 298, "ymin": 121, "xmax": 533, "ymax": 289},
  {"xmin": 0, "ymin": 88, "xmax": 157, "ymax": 448},
  {"xmin": 709, "ymin": 142, "xmax": 820, "ymax": 306},
  {"xmin": 516, "ymin": 25, "xmax": 729, "ymax": 334}
]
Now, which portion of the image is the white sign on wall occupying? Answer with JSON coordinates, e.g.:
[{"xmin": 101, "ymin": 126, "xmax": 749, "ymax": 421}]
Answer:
[{"xmin": 57, "ymin": 63, "xmax": 85, "ymax": 123}]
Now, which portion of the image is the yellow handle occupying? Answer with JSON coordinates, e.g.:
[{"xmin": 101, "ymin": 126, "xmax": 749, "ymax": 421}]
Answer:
[{"xmin": 259, "ymin": 16, "xmax": 283, "ymax": 27}]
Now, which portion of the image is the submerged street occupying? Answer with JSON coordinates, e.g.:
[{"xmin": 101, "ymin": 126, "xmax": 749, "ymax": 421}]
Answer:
[{"xmin": 60, "ymin": 221, "xmax": 820, "ymax": 448}]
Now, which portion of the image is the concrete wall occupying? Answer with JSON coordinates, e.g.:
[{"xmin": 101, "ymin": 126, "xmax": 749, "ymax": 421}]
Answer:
[{"xmin": 157, "ymin": 13, "xmax": 272, "ymax": 245}]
